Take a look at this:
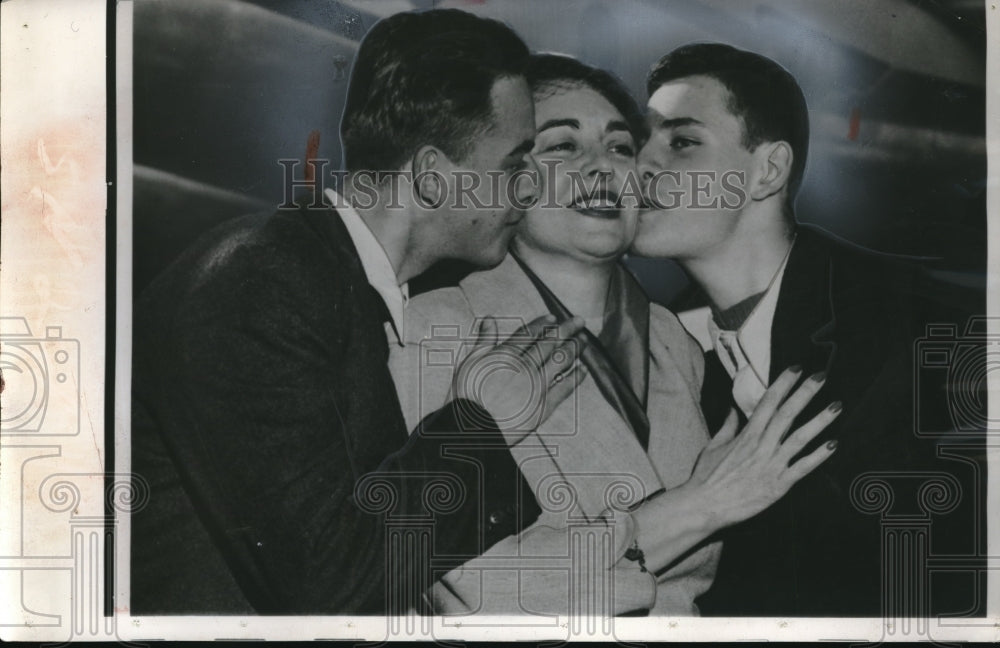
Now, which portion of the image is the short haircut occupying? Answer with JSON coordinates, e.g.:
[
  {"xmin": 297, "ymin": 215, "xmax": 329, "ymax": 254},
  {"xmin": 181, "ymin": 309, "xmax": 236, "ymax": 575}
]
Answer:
[
  {"xmin": 525, "ymin": 53, "xmax": 647, "ymax": 145},
  {"xmin": 647, "ymin": 43, "xmax": 809, "ymax": 200},
  {"xmin": 340, "ymin": 9, "xmax": 530, "ymax": 172}
]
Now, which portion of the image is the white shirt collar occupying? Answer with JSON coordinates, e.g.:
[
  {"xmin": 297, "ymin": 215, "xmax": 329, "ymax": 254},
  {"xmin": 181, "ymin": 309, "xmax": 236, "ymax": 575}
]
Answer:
[
  {"xmin": 708, "ymin": 237, "xmax": 795, "ymax": 416},
  {"xmin": 324, "ymin": 188, "xmax": 409, "ymax": 344}
]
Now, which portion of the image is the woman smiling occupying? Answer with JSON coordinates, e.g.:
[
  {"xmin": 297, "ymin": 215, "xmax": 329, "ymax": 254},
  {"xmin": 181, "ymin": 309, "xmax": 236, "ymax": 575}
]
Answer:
[{"xmin": 390, "ymin": 54, "xmax": 837, "ymax": 616}]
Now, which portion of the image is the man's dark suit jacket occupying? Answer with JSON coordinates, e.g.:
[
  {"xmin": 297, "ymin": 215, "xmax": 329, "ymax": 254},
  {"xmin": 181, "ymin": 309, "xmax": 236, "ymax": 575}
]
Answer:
[
  {"xmin": 131, "ymin": 205, "xmax": 539, "ymax": 615},
  {"xmin": 693, "ymin": 225, "xmax": 985, "ymax": 617}
]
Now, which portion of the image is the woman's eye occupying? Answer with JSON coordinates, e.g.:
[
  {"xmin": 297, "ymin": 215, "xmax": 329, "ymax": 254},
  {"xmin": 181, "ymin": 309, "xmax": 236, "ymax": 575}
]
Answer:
[
  {"xmin": 610, "ymin": 143, "xmax": 636, "ymax": 157},
  {"xmin": 670, "ymin": 137, "xmax": 698, "ymax": 150}
]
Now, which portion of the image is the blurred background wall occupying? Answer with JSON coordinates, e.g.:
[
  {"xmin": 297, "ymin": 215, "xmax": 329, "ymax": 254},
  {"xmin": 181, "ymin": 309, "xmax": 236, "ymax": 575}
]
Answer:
[{"xmin": 132, "ymin": 0, "xmax": 987, "ymax": 305}]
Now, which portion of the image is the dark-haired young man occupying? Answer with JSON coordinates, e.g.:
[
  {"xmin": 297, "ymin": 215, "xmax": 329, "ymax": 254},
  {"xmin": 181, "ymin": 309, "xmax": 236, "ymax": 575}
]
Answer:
[
  {"xmin": 634, "ymin": 43, "xmax": 984, "ymax": 616},
  {"xmin": 131, "ymin": 9, "xmax": 587, "ymax": 615}
]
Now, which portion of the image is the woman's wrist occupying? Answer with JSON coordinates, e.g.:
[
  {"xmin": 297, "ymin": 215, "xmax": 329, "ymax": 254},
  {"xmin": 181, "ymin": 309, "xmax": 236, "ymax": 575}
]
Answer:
[{"xmin": 631, "ymin": 481, "xmax": 720, "ymax": 575}]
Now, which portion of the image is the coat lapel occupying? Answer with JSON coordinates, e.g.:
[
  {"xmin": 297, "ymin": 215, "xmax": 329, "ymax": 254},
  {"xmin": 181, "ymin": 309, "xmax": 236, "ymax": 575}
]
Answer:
[
  {"xmin": 601, "ymin": 264, "xmax": 651, "ymax": 409},
  {"xmin": 459, "ymin": 257, "xmax": 663, "ymax": 520},
  {"xmin": 645, "ymin": 311, "xmax": 713, "ymax": 490},
  {"xmin": 508, "ymin": 252, "xmax": 651, "ymax": 448},
  {"xmin": 770, "ymin": 228, "xmax": 838, "ymax": 382},
  {"xmin": 309, "ymin": 204, "xmax": 405, "ymax": 346}
]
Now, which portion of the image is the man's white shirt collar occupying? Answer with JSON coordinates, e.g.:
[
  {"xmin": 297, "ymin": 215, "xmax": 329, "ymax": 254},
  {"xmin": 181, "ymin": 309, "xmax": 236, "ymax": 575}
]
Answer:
[
  {"xmin": 708, "ymin": 238, "xmax": 795, "ymax": 418},
  {"xmin": 324, "ymin": 188, "xmax": 408, "ymax": 344}
]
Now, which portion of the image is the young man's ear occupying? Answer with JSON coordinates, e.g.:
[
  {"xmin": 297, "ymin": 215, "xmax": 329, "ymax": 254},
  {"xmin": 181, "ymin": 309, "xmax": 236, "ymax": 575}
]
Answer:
[
  {"xmin": 749, "ymin": 141, "xmax": 793, "ymax": 201},
  {"xmin": 411, "ymin": 145, "xmax": 450, "ymax": 209}
]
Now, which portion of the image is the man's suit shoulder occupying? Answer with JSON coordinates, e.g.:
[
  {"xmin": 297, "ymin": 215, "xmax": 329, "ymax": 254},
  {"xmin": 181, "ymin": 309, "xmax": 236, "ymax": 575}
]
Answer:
[
  {"xmin": 142, "ymin": 207, "xmax": 356, "ymax": 313},
  {"xmin": 135, "ymin": 206, "xmax": 369, "ymax": 374},
  {"xmin": 797, "ymin": 224, "xmax": 921, "ymax": 287},
  {"xmin": 795, "ymin": 224, "xmax": 980, "ymax": 323}
]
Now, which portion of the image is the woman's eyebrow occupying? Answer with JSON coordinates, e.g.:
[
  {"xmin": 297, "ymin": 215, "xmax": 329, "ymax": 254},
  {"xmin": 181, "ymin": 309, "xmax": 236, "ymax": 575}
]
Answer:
[
  {"xmin": 605, "ymin": 120, "xmax": 631, "ymax": 134},
  {"xmin": 538, "ymin": 118, "xmax": 580, "ymax": 133}
]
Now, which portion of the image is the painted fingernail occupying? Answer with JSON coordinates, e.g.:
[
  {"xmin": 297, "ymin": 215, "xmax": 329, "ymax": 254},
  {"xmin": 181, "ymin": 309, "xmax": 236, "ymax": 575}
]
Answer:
[
  {"xmin": 810, "ymin": 370, "xmax": 827, "ymax": 383},
  {"xmin": 827, "ymin": 400, "xmax": 842, "ymax": 413},
  {"xmin": 788, "ymin": 364, "xmax": 803, "ymax": 374},
  {"xmin": 826, "ymin": 439, "xmax": 838, "ymax": 450}
]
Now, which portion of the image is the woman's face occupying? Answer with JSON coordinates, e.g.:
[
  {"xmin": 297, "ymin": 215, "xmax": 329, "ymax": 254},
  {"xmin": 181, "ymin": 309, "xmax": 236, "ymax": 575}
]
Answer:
[{"xmin": 515, "ymin": 84, "xmax": 640, "ymax": 264}]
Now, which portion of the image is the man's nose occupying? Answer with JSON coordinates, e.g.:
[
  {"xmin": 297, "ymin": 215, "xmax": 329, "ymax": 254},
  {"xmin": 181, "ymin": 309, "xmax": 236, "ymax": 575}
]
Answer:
[
  {"xmin": 514, "ymin": 156, "xmax": 541, "ymax": 205},
  {"xmin": 636, "ymin": 145, "xmax": 661, "ymax": 187}
]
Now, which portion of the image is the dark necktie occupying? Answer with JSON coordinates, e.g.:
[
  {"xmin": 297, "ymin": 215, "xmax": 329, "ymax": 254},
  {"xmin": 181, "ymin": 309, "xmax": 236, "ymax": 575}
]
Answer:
[
  {"xmin": 511, "ymin": 254, "xmax": 650, "ymax": 450},
  {"xmin": 701, "ymin": 349, "xmax": 747, "ymax": 435}
]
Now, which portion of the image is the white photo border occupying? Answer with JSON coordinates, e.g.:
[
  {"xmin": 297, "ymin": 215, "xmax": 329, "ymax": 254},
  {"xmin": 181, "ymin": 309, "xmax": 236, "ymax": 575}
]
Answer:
[{"xmin": 0, "ymin": 0, "xmax": 996, "ymax": 641}]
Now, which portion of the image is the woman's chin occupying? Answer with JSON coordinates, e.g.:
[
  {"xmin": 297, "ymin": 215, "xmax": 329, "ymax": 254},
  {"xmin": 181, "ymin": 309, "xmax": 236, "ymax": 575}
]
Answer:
[
  {"xmin": 571, "ymin": 240, "xmax": 631, "ymax": 264},
  {"xmin": 583, "ymin": 231, "xmax": 632, "ymax": 257}
]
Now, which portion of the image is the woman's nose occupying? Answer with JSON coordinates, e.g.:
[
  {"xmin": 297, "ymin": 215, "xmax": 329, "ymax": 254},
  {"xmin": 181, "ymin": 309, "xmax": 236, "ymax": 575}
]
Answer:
[{"xmin": 581, "ymin": 146, "xmax": 615, "ymax": 180}]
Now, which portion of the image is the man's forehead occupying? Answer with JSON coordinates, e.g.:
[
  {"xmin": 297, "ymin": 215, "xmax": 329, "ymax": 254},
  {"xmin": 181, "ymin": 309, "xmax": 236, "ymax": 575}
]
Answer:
[
  {"xmin": 476, "ymin": 77, "xmax": 535, "ymax": 156},
  {"xmin": 490, "ymin": 76, "xmax": 534, "ymax": 127},
  {"xmin": 646, "ymin": 74, "xmax": 731, "ymax": 121}
]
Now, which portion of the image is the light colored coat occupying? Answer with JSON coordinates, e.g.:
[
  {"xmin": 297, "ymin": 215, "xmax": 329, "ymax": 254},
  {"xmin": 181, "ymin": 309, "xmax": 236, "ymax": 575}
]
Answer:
[{"xmin": 390, "ymin": 255, "xmax": 720, "ymax": 615}]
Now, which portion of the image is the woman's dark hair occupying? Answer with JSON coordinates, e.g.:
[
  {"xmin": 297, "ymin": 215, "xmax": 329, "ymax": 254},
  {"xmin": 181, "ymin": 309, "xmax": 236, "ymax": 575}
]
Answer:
[
  {"xmin": 340, "ymin": 9, "xmax": 530, "ymax": 172},
  {"xmin": 524, "ymin": 53, "xmax": 648, "ymax": 145}
]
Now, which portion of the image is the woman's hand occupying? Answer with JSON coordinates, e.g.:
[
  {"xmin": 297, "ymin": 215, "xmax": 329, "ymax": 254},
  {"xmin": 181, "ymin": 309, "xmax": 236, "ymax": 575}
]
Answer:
[
  {"xmin": 687, "ymin": 366, "xmax": 841, "ymax": 529},
  {"xmin": 625, "ymin": 365, "xmax": 841, "ymax": 577}
]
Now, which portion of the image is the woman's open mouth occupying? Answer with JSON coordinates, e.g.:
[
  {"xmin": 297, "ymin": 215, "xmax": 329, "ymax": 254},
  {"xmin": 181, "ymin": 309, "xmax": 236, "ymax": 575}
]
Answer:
[{"xmin": 570, "ymin": 191, "xmax": 622, "ymax": 220}]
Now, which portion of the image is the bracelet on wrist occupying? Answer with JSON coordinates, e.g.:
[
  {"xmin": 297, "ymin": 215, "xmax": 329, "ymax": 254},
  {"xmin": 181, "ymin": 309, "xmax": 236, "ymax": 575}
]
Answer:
[{"xmin": 624, "ymin": 539, "xmax": 648, "ymax": 573}]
